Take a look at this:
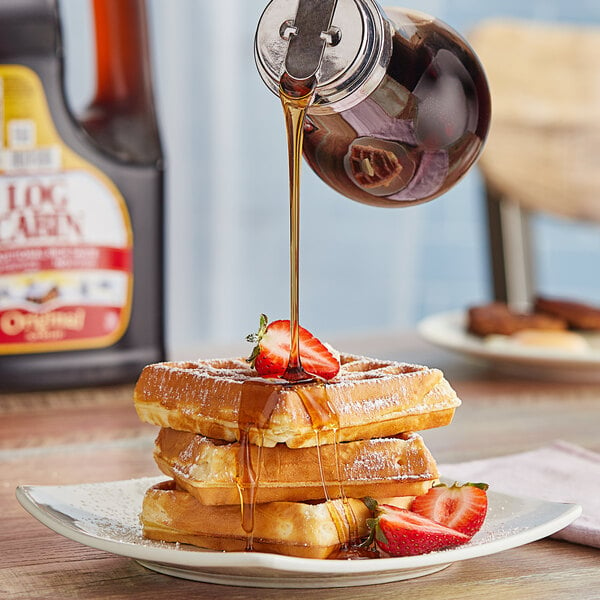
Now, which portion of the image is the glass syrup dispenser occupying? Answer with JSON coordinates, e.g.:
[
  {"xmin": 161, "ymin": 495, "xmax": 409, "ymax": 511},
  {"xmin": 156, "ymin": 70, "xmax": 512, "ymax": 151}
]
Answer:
[{"xmin": 255, "ymin": 0, "xmax": 491, "ymax": 207}]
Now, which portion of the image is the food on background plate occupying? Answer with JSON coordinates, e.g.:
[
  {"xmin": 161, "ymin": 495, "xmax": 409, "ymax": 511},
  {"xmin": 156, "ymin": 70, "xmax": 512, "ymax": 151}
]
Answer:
[
  {"xmin": 467, "ymin": 302, "xmax": 566, "ymax": 337},
  {"xmin": 534, "ymin": 297, "xmax": 600, "ymax": 331},
  {"xmin": 134, "ymin": 316, "xmax": 486, "ymax": 559},
  {"xmin": 485, "ymin": 329, "xmax": 589, "ymax": 354},
  {"xmin": 467, "ymin": 298, "xmax": 600, "ymax": 354},
  {"xmin": 468, "ymin": 298, "xmax": 600, "ymax": 337}
]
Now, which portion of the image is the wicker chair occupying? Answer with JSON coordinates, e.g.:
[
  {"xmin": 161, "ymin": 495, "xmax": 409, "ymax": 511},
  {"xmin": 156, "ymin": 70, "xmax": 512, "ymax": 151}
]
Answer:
[{"xmin": 470, "ymin": 19, "xmax": 600, "ymax": 306}]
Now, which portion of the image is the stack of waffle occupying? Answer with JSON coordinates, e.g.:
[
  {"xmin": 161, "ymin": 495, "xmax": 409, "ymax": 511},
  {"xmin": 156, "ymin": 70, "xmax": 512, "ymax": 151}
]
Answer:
[{"xmin": 134, "ymin": 353, "xmax": 461, "ymax": 559}]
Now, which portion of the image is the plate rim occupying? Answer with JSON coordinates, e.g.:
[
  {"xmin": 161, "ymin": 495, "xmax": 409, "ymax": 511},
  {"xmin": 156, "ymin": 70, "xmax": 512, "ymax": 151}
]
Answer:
[
  {"xmin": 15, "ymin": 476, "xmax": 582, "ymax": 576},
  {"xmin": 418, "ymin": 309, "xmax": 600, "ymax": 369}
]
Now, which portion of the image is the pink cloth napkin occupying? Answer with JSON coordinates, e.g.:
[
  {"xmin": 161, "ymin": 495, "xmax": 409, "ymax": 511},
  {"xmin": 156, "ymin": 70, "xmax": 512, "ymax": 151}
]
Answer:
[{"xmin": 439, "ymin": 441, "xmax": 600, "ymax": 548}]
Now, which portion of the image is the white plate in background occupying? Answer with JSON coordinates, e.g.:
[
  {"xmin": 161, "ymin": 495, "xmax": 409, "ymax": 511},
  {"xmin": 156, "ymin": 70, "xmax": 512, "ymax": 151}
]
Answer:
[{"xmin": 418, "ymin": 310, "xmax": 600, "ymax": 382}]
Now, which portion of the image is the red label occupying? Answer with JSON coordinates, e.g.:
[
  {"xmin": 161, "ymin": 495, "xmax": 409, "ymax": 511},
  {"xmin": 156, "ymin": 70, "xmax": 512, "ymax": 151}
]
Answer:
[
  {"xmin": 0, "ymin": 305, "xmax": 125, "ymax": 344},
  {"xmin": 0, "ymin": 245, "xmax": 132, "ymax": 274}
]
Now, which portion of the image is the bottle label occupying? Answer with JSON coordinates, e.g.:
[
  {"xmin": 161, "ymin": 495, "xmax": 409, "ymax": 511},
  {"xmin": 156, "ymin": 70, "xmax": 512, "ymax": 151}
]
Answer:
[{"xmin": 0, "ymin": 65, "xmax": 133, "ymax": 354}]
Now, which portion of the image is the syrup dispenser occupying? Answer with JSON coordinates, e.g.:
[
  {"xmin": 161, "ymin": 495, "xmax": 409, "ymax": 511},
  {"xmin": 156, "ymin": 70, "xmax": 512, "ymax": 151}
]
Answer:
[{"xmin": 255, "ymin": 0, "xmax": 491, "ymax": 207}]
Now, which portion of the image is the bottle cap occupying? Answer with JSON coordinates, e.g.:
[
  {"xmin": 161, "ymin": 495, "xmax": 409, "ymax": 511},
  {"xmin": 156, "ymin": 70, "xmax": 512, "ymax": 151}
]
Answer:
[{"xmin": 254, "ymin": 0, "xmax": 392, "ymax": 113}]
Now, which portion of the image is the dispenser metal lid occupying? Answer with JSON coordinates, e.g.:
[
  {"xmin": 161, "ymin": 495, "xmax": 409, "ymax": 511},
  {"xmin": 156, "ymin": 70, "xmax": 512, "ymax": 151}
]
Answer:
[{"xmin": 254, "ymin": 0, "xmax": 392, "ymax": 112}]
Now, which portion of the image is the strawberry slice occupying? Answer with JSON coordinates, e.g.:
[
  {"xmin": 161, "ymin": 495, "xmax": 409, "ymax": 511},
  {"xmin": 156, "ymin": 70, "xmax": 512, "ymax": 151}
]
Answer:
[
  {"xmin": 411, "ymin": 482, "xmax": 489, "ymax": 538},
  {"xmin": 246, "ymin": 314, "xmax": 340, "ymax": 380},
  {"xmin": 363, "ymin": 498, "xmax": 470, "ymax": 557}
]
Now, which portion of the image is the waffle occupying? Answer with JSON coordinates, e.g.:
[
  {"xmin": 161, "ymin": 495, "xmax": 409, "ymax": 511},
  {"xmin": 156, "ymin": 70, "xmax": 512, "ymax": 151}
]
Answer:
[
  {"xmin": 134, "ymin": 353, "xmax": 461, "ymax": 448},
  {"xmin": 349, "ymin": 143, "xmax": 402, "ymax": 188},
  {"xmin": 154, "ymin": 428, "xmax": 438, "ymax": 505},
  {"xmin": 141, "ymin": 479, "xmax": 414, "ymax": 559}
]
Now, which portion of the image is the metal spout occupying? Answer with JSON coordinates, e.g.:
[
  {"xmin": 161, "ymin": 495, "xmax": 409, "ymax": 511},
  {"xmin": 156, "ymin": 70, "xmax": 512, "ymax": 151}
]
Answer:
[
  {"xmin": 255, "ymin": 0, "xmax": 391, "ymax": 113},
  {"xmin": 283, "ymin": 0, "xmax": 339, "ymax": 86}
]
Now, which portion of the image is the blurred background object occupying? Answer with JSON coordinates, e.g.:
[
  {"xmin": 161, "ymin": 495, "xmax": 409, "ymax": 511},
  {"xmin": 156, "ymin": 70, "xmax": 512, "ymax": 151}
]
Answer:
[
  {"xmin": 0, "ymin": 0, "xmax": 163, "ymax": 390},
  {"xmin": 59, "ymin": 0, "xmax": 600, "ymax": 356},
  {"xmin": 470, "ymin": 19, "xmax": 600, "ymax": 308}
]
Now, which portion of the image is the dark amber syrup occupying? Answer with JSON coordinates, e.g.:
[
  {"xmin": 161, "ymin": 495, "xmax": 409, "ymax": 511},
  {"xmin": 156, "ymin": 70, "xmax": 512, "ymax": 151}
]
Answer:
[
  {"xmin": 236, "ymin": 72, "xmax": 372, "ymax": 556},
  {"xmin": 302, "ymin": 17, "xmax": 490, "ymax": 207},
  {"xmin": 329, "ymin": 546, "xmax": 379, "ymax": 560},
  {"xmin": 279, "ymin": 73, "xmax": 315, "ymax": 383},
  {"xmin": 236, "ymin": 380, "xmax": 281, "ymax": 551}
]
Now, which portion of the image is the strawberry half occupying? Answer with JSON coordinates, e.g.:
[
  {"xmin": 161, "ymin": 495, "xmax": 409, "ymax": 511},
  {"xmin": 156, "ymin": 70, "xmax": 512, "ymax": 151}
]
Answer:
[
  {"xmin": 411, "ymin": 482, "xmax": 489, "ymax": 538},
  {"xmin": 363, "ymin": 498, "xmax": 470, "ymax": 557},
  {"xmin": 246, "ymin": 314, "xmax": 340, "ymax": 380}
]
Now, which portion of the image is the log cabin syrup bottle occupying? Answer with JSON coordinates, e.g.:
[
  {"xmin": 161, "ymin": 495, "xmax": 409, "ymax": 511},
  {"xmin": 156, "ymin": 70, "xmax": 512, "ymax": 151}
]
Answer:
[{"xmin": 0, "ymin": 0, "xmax": 164, "ymax": 390}]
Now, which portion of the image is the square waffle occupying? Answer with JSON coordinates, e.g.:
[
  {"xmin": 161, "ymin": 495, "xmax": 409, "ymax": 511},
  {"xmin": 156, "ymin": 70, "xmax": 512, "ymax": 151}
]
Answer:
[
  {"xmin": 141, "ymin": 479, "xmax": 415, "ymax": 559},
  {"xmin": 154, "ymin": 428, "xmax": 438, "ymax": 505},
  {"xmin": 134, "ymin": 353, "xmax": 461, "ymax": 448}
]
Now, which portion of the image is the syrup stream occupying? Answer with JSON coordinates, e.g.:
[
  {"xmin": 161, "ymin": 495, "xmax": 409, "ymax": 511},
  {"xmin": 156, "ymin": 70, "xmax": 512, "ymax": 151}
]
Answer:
[
  {"xmin": 236, "ymin": 381, "xmax": 280, "ymax": 551},
  {"xmin": 279, "ymin": 73, "xmax": 359, "ymax": 555},
  {"xmin": 293, "ymin": 384, "xmax": 359, "ymax": 549},
  {"xmin": 236, "ymin": 75, "xmax": 360, "ymax": 557},
  {"xmin": 279, "ymin": 74, "xmax": 315, "ymax": 382}
]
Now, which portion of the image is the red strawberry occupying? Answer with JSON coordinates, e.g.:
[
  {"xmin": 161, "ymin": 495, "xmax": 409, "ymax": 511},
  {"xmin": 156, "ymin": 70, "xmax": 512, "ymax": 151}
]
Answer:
[
  {"xmin": 411, "ymin": 482, "xmax": 489, "ymax": 538},
  {"xmin": 362, "ymin": 498, "xmax": 470, "ymax": 557},
  {"xmin": 246, "ymin": 314, "xmax": 340, "ymax": 380}
]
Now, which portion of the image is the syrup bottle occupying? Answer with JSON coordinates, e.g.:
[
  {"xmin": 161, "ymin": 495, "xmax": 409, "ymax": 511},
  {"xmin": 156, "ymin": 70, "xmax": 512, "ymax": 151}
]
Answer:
[
  {"xmin": 255, "ymin": 0, "xmax": 491, "ymax": 207},
  {"xmin": 0, "ymin": 0, "xmax": 164, "ymax": 391}
]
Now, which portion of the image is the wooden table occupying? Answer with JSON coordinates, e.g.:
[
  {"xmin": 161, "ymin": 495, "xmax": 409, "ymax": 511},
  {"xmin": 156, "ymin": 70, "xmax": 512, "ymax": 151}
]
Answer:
[{"xmin": 2, "ymin": 333, "xmax": 600, "ymax": 600}]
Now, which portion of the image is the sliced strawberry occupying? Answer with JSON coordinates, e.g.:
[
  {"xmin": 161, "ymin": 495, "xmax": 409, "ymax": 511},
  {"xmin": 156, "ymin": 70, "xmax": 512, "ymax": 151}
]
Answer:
[
  {"xmin": 363, "ymin": 498, "xmax": 470, "ymax": 557},
  {"xmin": 411, "ymin": 482, "xmax": 489, "ymax": 538},
  {"xmin": 246, "ymin": 314, "xmax": 340, "ymax": 380}
]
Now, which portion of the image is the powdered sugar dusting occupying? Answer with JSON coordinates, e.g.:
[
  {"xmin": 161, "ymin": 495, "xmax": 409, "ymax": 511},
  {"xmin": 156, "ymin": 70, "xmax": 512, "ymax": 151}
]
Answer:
[
  {"xmin": 342, "ymin": 436, "xmax": 434, "ymax": 482},
  {"xmin": 26, "ymin": 477, "xmax": 163, "ymax": 547},
  {"xmin": 20, "ymin": 477, "xmax": 577, "ymax": 568},
  {"xmin": 135, "ymin": 353, "xmax": 461, "ymax": 446}
]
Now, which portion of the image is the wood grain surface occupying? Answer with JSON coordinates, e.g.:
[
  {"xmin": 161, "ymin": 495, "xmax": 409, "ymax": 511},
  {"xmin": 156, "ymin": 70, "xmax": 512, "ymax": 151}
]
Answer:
[{"xmin": 2, "ymin": 334, "xmax": 599, "ymax": 599}]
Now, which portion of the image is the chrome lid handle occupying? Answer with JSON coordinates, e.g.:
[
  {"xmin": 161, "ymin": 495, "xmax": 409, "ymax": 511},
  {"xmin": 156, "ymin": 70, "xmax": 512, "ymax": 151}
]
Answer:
[{"xmin": 284, "ymin": 0, "xmax": 339, "ymax": 85}]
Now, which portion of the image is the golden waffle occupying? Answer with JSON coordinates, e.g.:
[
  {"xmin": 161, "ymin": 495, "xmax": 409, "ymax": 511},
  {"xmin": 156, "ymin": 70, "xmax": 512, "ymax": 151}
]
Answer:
[
  {"xmin": 134, "ymin": 353, "xmax": 461, "ymax": 448},
  {"xmin": 154, "ymin": 428, "xmax": 438, "ymax": 505},
  {"xmin": 141, "ymin": 480, "xmax": 414, "ymax": 559}
]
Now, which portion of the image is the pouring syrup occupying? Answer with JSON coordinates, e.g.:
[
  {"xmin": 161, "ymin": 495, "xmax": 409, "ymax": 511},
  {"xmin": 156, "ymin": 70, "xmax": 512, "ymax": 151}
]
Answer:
[
  {"xmin": 279, "ymin": 73, "xmax": 316, "ymax": 383},
  {"xmin": 235, "ymin": 74, "xmax": 362, "ymax": 555}
]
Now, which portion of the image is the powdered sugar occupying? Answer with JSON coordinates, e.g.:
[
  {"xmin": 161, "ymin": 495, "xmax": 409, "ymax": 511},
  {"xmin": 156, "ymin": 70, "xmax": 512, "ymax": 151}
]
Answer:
[{"xmin": 17, "ymin": 477, "xmax": 579, "ymax": 569}]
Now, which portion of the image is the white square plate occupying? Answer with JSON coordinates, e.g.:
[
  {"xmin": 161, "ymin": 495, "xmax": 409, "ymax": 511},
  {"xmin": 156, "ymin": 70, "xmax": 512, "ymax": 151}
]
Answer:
[{"xmin": 16, "ymin": 476, "xmax": 581, "ymax": 588}]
